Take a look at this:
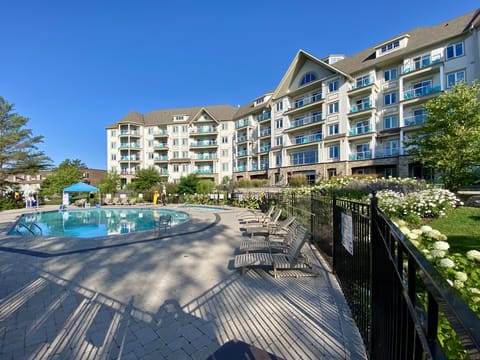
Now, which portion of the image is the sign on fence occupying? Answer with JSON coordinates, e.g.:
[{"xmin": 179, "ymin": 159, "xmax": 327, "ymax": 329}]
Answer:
[{"xmin": 341, "ymin": 212, "xmax": 353, "ymax": 255}]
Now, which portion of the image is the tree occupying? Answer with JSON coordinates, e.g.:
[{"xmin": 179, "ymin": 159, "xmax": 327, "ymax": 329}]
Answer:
[
  {"xmin": 177, "ymin": 173, "xmax": 200, "ymax": 194},
  {"xmin": 130, "ymin": 168, "xmax": 162, "ymax": 192},
  {"xmin": 0, "ymin": 96, "xmax": 52, "ymax": 193},
  {"xmin": 39, "ymin": 160, "xmax": 83, "ymax": 198},
  {"xmin": 98, "ymin": 171, "xmax": 120, "ymax": 195},
  {"xmin": 405, "ymin": 81, "xmax": 480, "ymax": 192}
]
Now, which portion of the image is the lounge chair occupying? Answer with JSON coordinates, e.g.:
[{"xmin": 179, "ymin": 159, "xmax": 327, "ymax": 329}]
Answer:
[
  {"xmin": 158, "ymin": 215, "xmax": 172, "ymax": 232},
  {"xmin": 234, "ymin": 225, "xmax": 312, "ymax": 278},
  {"xmin": 239, "ymin": 205, "xmax": 275, "ymax": 224},
  {"xmin": 239, "ymin": 220, "xmax": 301, "ymax": 253},
  {"xmin": 243, "ymin": 214, "xmax": 294, "ymax": 239},
  {"xmin": 243, "ymin": 209, "xmax": 282, "ymax": 233}
]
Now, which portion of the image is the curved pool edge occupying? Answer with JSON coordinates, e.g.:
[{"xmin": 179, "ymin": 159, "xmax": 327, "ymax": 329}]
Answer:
[{"xmin": 0, "ymin": 205, "xmax": 229, "ymax": 257}]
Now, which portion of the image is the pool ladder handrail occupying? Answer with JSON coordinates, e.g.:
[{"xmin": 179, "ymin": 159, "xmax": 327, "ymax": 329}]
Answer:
[{"xmin": 16, "ymin": 222, "xmax": 42, "ymax": 236}]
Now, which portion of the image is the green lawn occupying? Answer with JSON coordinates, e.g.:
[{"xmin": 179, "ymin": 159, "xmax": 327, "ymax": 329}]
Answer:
[{"xmin": 428, "ymin": 206, "xmax": 480, "ymax": 253}]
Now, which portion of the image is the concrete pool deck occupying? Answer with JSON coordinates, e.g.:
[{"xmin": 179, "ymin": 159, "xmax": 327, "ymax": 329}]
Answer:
[{"xmin": 0, "ymin": 205, "xmax": 367, "ymax": 359}]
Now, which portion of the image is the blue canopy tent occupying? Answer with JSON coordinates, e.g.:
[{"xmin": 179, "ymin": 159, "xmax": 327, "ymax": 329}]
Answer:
[{"xmin": 62, "ymin": 182, "xmax": 100, "ymax": 206}]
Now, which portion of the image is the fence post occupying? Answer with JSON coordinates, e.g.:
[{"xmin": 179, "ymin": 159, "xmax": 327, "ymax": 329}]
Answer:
[{"xmin": 332, "ymin": 194, "xmax": 337, "ymax": 273}]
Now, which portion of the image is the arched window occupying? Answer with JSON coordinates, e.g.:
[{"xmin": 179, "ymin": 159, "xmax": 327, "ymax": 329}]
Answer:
[{"xmin": 300, "ymin": 72, "xmax": 317, "ymax": 86}]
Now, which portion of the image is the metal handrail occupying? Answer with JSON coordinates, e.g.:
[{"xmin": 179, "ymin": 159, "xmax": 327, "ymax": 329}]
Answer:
[
  {"xmin": 16, "ymin": 223, "xmax": 35, "ymax": 236},
  {"xmin": 29, "ymin": 222, "xmax": 43, "ymax": 236}
]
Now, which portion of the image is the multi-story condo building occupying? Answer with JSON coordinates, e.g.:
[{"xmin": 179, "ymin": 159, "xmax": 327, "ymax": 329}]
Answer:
[
  {"xmin": 106, "ymin": 105, "xmax": 238, "ymax": 187},
  {"xmin": 108, "ymin": 9, "xmax": 480, "ymax": 187}
]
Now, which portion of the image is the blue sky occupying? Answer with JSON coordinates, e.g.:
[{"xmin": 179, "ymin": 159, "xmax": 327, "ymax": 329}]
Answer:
[{"xmin": 1, "ymin": 1, "xmax": 478, "ymax": 170}]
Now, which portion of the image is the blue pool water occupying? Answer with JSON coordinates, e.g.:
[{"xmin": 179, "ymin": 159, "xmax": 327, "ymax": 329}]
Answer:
[{"xmin": 9, "ymin": 208, "xmax": 189, "ymax": 239}]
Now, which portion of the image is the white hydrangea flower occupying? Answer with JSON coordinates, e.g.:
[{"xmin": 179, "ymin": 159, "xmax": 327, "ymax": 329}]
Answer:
[
  {"xmin": 466, "ymin": 250, "xmax": 480, "ymax": 261},
  {"xmin": 408, "ymin": 233, "xmax": 419, "ymax": 240},
  {"xmin": 472, "ymin": 297, "xmax": 480, "ymax": 303},
  {"xmin": 455, "ymin": 272, "xmax": 468, "ymax": 282},
  {"xmin": 439, "ymin": 258, "xmax": 455, "ymax": 268},
  {"xmin": 433, "ymin": 241, "xmax": 450, "ymax": 251},
  {"xmin": 399, "ymin": 226, "xmax": 411, "ymax": 235},
  {"xmin": 430, "ymin": 250, "xmax": 445, "ymax": 258},
  {"xmin": 412, "ymin": 229, "xmax": 422, "ymax": 235},
  {"xmin": 469, "ymin": 288, "xmax": 480, "ymax": 295},
  {"xmin": 454, "ymin": 280, "xmax": 464, "ymax": 289},
  {"xmin": 420, "ymin": 225, "xmax": 432, "ymax": 233}
]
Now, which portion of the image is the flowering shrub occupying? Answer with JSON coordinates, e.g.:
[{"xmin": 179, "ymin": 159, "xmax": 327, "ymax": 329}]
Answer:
[
  {"xmin": 377, "ymin": 188, "xmax": 462, "ymax": 224},
  {"xmin": 395, "ymin": 221, "xmax": 480, "ymax": 357}
]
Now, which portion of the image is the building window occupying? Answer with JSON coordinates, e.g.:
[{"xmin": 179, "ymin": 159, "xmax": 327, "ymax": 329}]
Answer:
[
  {"xmin": 384, "ymin": 167, "xmax": 398, "ymax": 178},
  {"xmin": 291, "ymin": 150, "xmax": 318, "ymax": 165},
  {"xmin": 222, "ymin": 136, "xmax": 228, "ymax": 144},
  {"xmin": 328, "ymin": 123, "xmax": 339, "ymax": 136},
  {"xmin": 275, "ymin": 136, "xmax": 283, "ymax": 146},
  {"xmin": 384, "ymin": 67, "xmax": 398, "ymax": 81},
  {"xmin": 355, "ymin": 75, "xmax": 370, "ymax": 88},
  {"xmin": 327, "ymin": 168, "xmax": 337, "ymax": 178},
  {"xmin": 381, "ymin": 40, "xmax": 400, "ymax": 54},
  {"xmin": 221, "ymin": 123, "xmax": 228, "ymax": 130},
  {"xmin": 221, "ymin": 149, "xmax": 229, "ymax": 157},
  {"xmin": 148, "ymin": 140, "xmax": 154, "ymax": 147},
  {"xmin": 182, "ymin": 125, "xmax": 188, "ymax": 133},
  {"xmin": 173, "ymin": 151, "xmax": 179, "ymax": 158},
  {"xmin": 173, "ymin": 139, "xmax": 179, "ymax": 146},
  {"xmin": 147, "ymin": 128, "xmax": 154, "ymax": 135},
  {"xmin": 446, "ymin": 42, "xmax": 464, "ymax": 60},
  {"xmin": 328, "ymin": 145, "xmax": 339, "ymax": 159},
  {"xmin": 328, "ymin": 102, "xmax": 339, "ymax": 114},
  {"xmin": 222, "ymin": 163, "xmax": 229, "ymax": 171},
  {"xmin": 111, "ymin": 142, "xmax": 116, "ymax": 149},
  {"xmin": 111, "ymin": 154, "xmax": 116, "ymax": 161},
  {"xmin": 300, "ymin": 72, "xmax": 316, "ymax": 86},
  {"xmin": 173, "ymin": 164, "xmax": 179, "ymax": 172},
  {"xmin": 182, "ymin": 151, "xmax": 189, "ymax": 158},
  {"xmin": 447, "ymin": 70, "xmax": 465, "ymax": 88},
  {"xmin": 328, "ymin": 80, "xmax": 338, "ymax": 93},
  {"xmin": 275, "ymin": 118, "xmax": 283, "ymax": 128},
  {"xmin": 276, "ymin": 101, "xmax": 283, "ymax": 111},
  {"xmin": 148, "ymin": 152, "xmax": 154, "ymax": 160},
  {"xmin": 384, "ymin": 116, "xmax": 398, "ymax": 129},
  {"xmin": 172, "ymin": 126, "xmax": 178, "ymax": 133},
  {"xmin": 384, "ymin": 92, "xmax": 398, "ymax": 106},
  {"xmin": 275, "ymin": 153, "xmax": 282, "ymax": 167},
  {"xmin": 182, "ymin": 138, "xmax": 188, "ymax": 145},
  {"xmin": 110, "ymin": 130, "xmax": 116, "ymax": 137}
]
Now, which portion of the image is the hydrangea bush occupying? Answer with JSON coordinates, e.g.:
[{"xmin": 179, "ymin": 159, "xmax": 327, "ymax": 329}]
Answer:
[{"xmin": 396, "ymin": 221, "xmax": 480, "ymax": 357}]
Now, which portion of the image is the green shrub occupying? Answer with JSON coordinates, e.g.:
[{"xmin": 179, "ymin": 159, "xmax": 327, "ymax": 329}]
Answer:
[
  {"xmin": 289, "ymin": 174, "xmax": 308, "ymax": 187},
  {"xmin": 196, "ymin": 180, "xmax": 215, "ymax": 194}
]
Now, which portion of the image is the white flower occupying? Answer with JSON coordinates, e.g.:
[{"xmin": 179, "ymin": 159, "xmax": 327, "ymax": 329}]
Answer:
[
  {"xmin": 439, "ymin": 258, "xmax": 455, "ymax": 268},
  {"xmin": 473, "ymin": 297, "xmax": 480, "ymax": 303},
  {"xmin": 455, "ymin": 272, "xmax": 468, "ymax": 282},
  {"xmin": 430, "ymin": 250, "xmax": 445, "ymax": 258},
  {"xmin": 420, "ymin": 225, "xmax": 432, "ymax": 233},
  {"xmin": 454, "ymin": 280, "xmax": 464, "ymax": 289},
  {"xmin": 408, "ymin": 233, "xmax": 419, "ymax": 240},
  {"xmin": 433, "ymin": 241, "xmax": 450, "ymax": 251},
  {"xmin": 469, "ymin": 288, "xmax": 480, "ymax": 295},
  {"xmin": 466, "ymin": 250, "xmax": 480, "ymax": 261},
  {"xmin": 399, "ymin": 226, "xmax": 411, "ymax": 235}
]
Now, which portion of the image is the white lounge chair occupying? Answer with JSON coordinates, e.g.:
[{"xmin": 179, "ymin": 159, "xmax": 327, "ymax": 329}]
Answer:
[
  {"xmin": 239, "ymin": 219, "xmax": 301, "ymax": 253},
  {"xmin": 243, "ymin": 214, "xmax": 294, "ymax": 239}
]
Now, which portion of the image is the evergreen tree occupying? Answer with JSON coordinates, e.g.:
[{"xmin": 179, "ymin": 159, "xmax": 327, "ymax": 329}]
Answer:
[{"xmin": 0, "ymin": 96, "xmax": 52, "ymax": 194}]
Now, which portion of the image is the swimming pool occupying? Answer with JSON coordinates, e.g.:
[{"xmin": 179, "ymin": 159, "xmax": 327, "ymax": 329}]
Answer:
[
  {"xmin": 9, "ymin": 208, "xmax": 189, "ymax": 239},
  {"xmin": 179, "ymin": 205, "xmax": 229, "ymax": 211}
]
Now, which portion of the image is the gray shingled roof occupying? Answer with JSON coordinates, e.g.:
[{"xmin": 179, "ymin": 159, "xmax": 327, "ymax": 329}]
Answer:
[{"xmin": 332, "ymin": 9, "xmax": 480, "ymax": 75}]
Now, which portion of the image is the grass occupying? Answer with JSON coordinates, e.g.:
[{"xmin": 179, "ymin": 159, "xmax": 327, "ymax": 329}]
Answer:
[{"xmin": 428, "ymin": 206, "xmax": 480, "ymax": 253}]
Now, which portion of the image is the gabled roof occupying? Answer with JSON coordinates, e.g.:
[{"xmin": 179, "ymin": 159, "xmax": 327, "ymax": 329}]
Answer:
[
  {"xmin": 233, "ymin": 91, "xmax": 274, "ymax": 119},
  {"xmin": 188, "ymin": 107, "xmax": 219, "ymax": 125},
  {"xmin": 332, "ymin": 9, "xmax": 480, "ymax": 75},
  {"xmin": 106, "ymin": 110, "xmax": 144, "ymax": 128},
  {"xmin": 272, "ymin": 49, "xmax": 351, "ymax": 100}
]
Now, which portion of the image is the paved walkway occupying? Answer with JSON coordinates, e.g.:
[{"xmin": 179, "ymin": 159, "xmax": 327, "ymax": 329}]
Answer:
[{"xmin": 0, "ymin": 205, "xmax": 367, "ymax": 359}]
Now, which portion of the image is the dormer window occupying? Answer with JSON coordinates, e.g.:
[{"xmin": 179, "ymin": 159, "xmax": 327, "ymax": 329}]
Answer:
[
  {"xmin": 300, "ymin": 72, "xmax": 317, "ymax": 86},
  {"xmin": 254, "ymin": 97, "xmax": 265, "ymax": 106},
  {"xmin": 173, "ymin": 115, "xmax": 186, "ymax": 121},
  {"xmin": 376, "ymin": 35, "xmax": 409, "ymax": 57},
  {"xmin": 381, "ymin": 40, "xmax": 400, "ymax": 54}
]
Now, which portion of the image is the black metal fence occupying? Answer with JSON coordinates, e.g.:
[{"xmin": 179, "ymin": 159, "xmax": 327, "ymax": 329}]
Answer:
[{"xmin": 266, "ymin": 191, "xmax": 480, "ymax": 359}]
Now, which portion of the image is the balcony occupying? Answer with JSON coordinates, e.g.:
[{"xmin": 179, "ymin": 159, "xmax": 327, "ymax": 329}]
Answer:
[
  {"xmin": 120, "ymin": 130, "xmax": 141, "ymax": 137},
  {"xmin": 288, "ymin": 113, "xmax": 323, "ymax": 130},
  {"xmin": 349, "ymin": 102, "xmax": 372, "ymax": 113},
  {"xmin": 401, "ymin": 55, "xmax": 443, "ymax": 75},
  {"xmin": 237, "ymin": 150, "xmax": 249, "ymax": 157},
  {"xmin": 236, "ymin": 166, "xmax": 246, "ymax": 172},
  {"xmin": 154, "ymin": 156, "xmax": 169, "ymax": 162},
  {"xmin": 375, "ymin": 148, "xmax": 400, "ymax": 158},
  {"xmin": 403, "ymin": 85, "xmax": 441, "ymax": 100},
  {"xmin": 158, "ymin": 169, "xmax": 169, "ymax": 176},
  {"xmin": 120, "ymin": 156, "xmax": 141, "ymax": 162},
  {"xmin": 190, "ymin": 140, "xmax": 218, "ymax": 148},
  {"xmin": 195, "ymin": 168, "xmax": 214, "ymax": 174},
  {"xmin": 259, "ymin": 144, "xmax": 271, "ymax": 153},
  {"xmin": 260, "ymin": 162, "xmax": 269, "ymax": 170},
  {"xmin": 190, "ymin": 126, "xmax": 217, "ymax": 135},
  {"xmin": 154, "ymin": 143, "xmax": 168, "ymax": 150},
  {"xmin": 349, "ymin": 125, "xmax": 372, "ymax": 136},
  {"xmin": 256, "ymin": 111, "xmax": 271, "ymax": 122},
  {"xmin": 236, "ymin": 135, "xmax": 253, "ymax": 143},
  {"xmin": 259, "ymin": 128, "xmax": 271, "ymax": 138},
  {"xmin": 293, "ymin": 133, "xmax": 322, "ymax": 145},
  {"xmin": 153, "ymin": 129, "xmax": 168, "ymax": 137},
  {"xmin": 350, "ymin": 77, "xmax": 372, "ymax": 91},
  {"xmin": 196, "ymin": 154, "xmax": 217, "ymax": 160},
  {"xmin": 349, "ymin": 151, "xmax": 372, "ymax": 161},
  {"xmin": 235, "ymin": 120, "xmax": 252, "ymax": 129},
  {"xmin": 286, "ymin": 93, "xmax": 323, "ymax": 115},
  {"xmin": 120, "ymin": 143, "xmax": 141, "ymax": 149},
  {"xmin": 403, "ymin": 114, "xmax": 427, "ymax": 127}
]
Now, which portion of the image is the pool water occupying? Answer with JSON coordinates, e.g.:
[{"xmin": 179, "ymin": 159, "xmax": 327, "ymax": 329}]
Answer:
[{"xmin": 9, "ymin": 208, "xmax": 189, "ymax": 239}]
